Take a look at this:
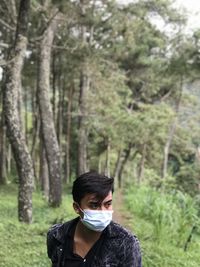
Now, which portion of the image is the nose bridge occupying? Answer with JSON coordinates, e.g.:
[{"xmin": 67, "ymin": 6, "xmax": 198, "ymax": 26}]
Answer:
[
  {"xmin": 96, "ymin": 202, "xmax": 105, "ymax": 210},
  {"xmin": 100, "ymin": 202, "xmax": 107, "ymax": 210}
]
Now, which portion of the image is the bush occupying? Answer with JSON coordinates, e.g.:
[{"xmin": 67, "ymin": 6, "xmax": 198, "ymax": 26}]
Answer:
[{"xmin": 124, "ymin": 185, "xmax": 200, "ymax": 267}]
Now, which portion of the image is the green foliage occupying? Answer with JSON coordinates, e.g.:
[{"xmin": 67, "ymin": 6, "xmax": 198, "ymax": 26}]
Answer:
[
  {"xmin": 23, "ymin": 0, "xmax": 199, "ymax": 191},
  {"xmin": 1, "ymin": 0, "xmax": 200, "ymax": 234},
  {"xmin": 124, "ymin": 185, "xmax": 200, "ymax": 267},
  {"xmin": 142, "ymin": 168, "xmax": 177, "ymax": 191},
  {"xmin": 129, "ymin": 103, "xmax": 174, "ymax": 143},
  {"xmin": 176, "ymin": 163, "xmax": 200, "ymax": 196}
]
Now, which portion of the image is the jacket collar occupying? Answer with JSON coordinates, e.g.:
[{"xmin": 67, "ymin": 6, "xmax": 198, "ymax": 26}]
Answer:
[
  {"xmin": 106, "ymin": 221, "xmax": 120, "ymax": 238},
  {"xmin": 52, "ymin": 217, "xmax": 119, "ymax": 244}
]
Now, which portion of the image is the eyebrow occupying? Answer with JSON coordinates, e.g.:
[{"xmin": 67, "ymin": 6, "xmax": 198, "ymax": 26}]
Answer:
[
  {"xmin": 102, "ymin": 199, "xmax": 112, "ymax": 204},
  {"xmin": 88, "ymin": 200, "xmax": 99, "ymax": 204},
  {"xmin": 88, "ymin": 199, "xmax": 112, "ymax": 205}
]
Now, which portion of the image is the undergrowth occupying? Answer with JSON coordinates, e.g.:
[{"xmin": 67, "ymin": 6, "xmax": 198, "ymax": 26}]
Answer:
[
  {"xmin": 1, "ymin": 184, "xmax": 199, "ymax": 267},
  {"xmin": 0, "ymin": 184, "xmax": 74, "ymax": 267},
  {"xmin": 124, "ymin": 185, "xmax": 200, "ymax": 267}
]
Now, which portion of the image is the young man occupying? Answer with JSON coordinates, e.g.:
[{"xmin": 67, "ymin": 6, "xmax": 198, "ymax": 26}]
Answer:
[{"xmin": 47, "ymin": 171, "xmax": 142, "ymax": 267}]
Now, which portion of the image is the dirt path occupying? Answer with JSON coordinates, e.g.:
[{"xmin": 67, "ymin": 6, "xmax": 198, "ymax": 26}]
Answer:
[{"xmin": 113, "ymin": 189, "xmax": 132, "ymax": 230}]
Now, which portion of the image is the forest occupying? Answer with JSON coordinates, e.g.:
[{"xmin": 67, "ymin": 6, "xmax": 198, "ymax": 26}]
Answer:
[{"xmin": 0, "ymin": 0, "xmax": 200, "ymax": 266}]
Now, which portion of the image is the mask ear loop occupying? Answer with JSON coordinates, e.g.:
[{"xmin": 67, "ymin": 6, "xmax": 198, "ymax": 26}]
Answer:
[{"xmin": 74, "ymin": 202, "xmax": 85, "ymax": 218}]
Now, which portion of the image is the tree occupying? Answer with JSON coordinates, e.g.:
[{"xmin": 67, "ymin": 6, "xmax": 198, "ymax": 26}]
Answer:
[
  {"xmin": 162, "ymin": 32, "xmax": 194, "ymax": 178},
  {"xmin": 3, "ymin": 0, "xmax": 34, "ymax": 223},
  {"xmin": 38, "ymin": 8, "xmax": 62, "ymax": 207},
  {"xmin": 0, "ymin": 102, "xmax": 7, "ymax": 185}
]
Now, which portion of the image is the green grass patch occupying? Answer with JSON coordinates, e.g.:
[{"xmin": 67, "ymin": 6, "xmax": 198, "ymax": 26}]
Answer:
[
  {"xmin": 124, "ymin": 186, "xmax": 200, "ymax": 267},
  {"xmin": 1, "ymin": 184, "xmax": 199, "ymax": 267},
  {"xmin": 0, "ymin": 184, "xmax": 75, "ymax": 267}
]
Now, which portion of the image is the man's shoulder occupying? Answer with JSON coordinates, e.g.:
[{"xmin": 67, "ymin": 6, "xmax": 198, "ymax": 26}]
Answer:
[
  {"xmin": 105, "ymin": 221, "xmax": 142, "ymax": 266},
  {"xmin": 47, "ymin": 217, "xmax": 78, "ymax": 243},
  {"xmin": 108, "ymin": 221, "xmax": 140, "ymax": 243},
  {"xmin": 47, "ymin": 217, "xmax": 79, "ymax": 259}
]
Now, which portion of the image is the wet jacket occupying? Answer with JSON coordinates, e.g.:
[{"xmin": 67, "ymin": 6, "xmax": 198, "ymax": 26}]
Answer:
[{"xmin": 47, "ymin": 217, "xmax": 142, "ymax": 267}]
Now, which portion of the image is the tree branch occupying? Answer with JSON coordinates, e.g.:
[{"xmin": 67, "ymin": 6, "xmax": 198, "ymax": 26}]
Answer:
[
  {"xmin": 9, "ymin": 0, "xmax": 17, "ymax": 25},
  {"xmin": 0, "ymin": 42, "xmax": 10, "ymax": 48},
  {"xmin": 0, "ymin": 18, "xmax": 15, "ymax": 31},
  {"xmin": 0, "ymin": 58, "xmax": 15, "ymax": 67}
]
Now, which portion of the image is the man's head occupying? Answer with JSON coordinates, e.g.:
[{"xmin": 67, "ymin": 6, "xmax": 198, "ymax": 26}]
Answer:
[
  {"xmin": 72, "ymin": 171, "xmax": 114, "ymax": 231},
  {"xmin": 72, "ymin": 171, "xmax": 114, "ymax": 210}
]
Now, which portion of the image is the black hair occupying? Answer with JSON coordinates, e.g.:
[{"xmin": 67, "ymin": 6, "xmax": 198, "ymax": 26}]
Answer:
[{"xmin": 72, "ymin": 171, "xmax": 114, "ymax": 204}]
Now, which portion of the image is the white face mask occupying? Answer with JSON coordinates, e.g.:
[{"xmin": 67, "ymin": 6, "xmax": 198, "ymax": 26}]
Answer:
[{"xmin": 80, "ymin": 209, "xmax": 113, "ymax": 232}]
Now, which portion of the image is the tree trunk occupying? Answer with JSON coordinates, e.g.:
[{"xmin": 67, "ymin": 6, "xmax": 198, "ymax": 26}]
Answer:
[
  {"xmin": 38, "ymin": 10, "xmax": 62, "ymax": 207},
  {"xmin": 0, "ymin": 112, "xmax": 7, "ymax": 185},
  {"xmin": 31, "ymin": 60, "xmax": 40, "ymax": 183},
  {"xmin": 118, "ymin": 143, "xmax": 132, "ymax": 188},
  {"xmin": 77, "ymin": 1, "xmax": 92, "ymax": 176},
  {"xmin": 52, "ymin": 51, "xmax": 57, "ymax": 121},
  {"xmin": 31, "ymin": 113, "xmax": 40, "ymax": 185},
  {"xmin": 56, "ymin": 65, "xmax": 63, "ymax": 145},
  {"xmin": 113, "ymin": 149, "xmax": 123, "ymax": 188},
  {"xmin": 10, "ymin": 0, "xmax": 17, "ymax": 25},
  {"xmin": 162, "ymin": 77, "xmax": 183, "ymax": 179},
  {"xmin": 24, "ymin": 87, "xmax": 29, "ymax": 145},
  {"xmin": 7, "ymin": 144, "xmax": 12, "ymax": 175},
  {"xmin": 162, "ymin": 121, "xmax": 177, "ymax": 178},
  {"xmin": 114, "ymin": 149, "xmax": 122, "ymax": 177},
  {"xmin": 98, "ymin": 154, "xmax": 102, "ymax": 174},
  {"xmin": 138, "ymin": 143, "xmax": 147, "ymax": 184},
  {"xmin": 39, "ymin": 140, "xmax": 49, "ymax": 200},
  {"xmin": 64, "ymin": 85, "xmax": 74, "ymax": 183},
  {"xmin": 77, "ymin": 70, "xmax": 90, "ymax": 175},
  {"xmin": 3, "ymin": 0, "xmax": 34, "ymax": 223},
  {"xmin": 56, "ymin": 69, "xmax": 65, "ymax": 179},
  {"xmin": 105, "ymin": 138, "xmax": 111, "ymax": 177},
  {"xmin": 31, "ymin": 110, "xmax": 40, "ymax": 159}
]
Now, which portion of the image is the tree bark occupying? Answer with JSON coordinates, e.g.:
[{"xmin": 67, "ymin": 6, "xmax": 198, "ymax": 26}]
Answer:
[
  {"xmin": 31, "ymin": 113, "xmax": 40, "ymax": 185},
  {"xmin": 64, "ymin": 85, "xmax": 74, "ymax": 183},
  {"xmin": 162, "ymin": 121, "xmax": 177, "ymax": 178},
  {"xmin": 162, "ymin": 77, "xmax": 183, "ymax": 179},
  {"xmin": 77, "ymin": 0, "xmax": 92, "ymax": 176},
  {"xmin": 31, "ymin": 60, "xmax": 40, "ymax": 183},
  {"xmin": 3, "ymin": 0, "xmax": 34, "ymax": 223},
  {"xmin": 56, "ymin": 63, "xmax": 63, "ymax": 145},
  {"xmin": 114, "ymin": 149, "xmax": 122, "ymax": 177},
  {"xmin": 24, "ymin": 87, "xmax": 29, "ymax": 145},
  {"xmin": 52, "ymin": 51, "xmax": 57, "ymax": 121},
  {"xmin": 9, "ymin": 0, "xmax": 17, "ymax": 25},
  {"xmin": 0, "ymin": 111, "xmax": 7, "ymax": 184},
  {"xmin": 105, "ymin": 138, "xmax": 111, "ymax": 177},
  {"xmin": 78, "ymin": 69, "xmax": 90, "ymax": 175},
  {"xmin": 39, "ymin": 139, "xmax": 49, "ymax": 200},
  {"xmin": 38, "ymin": 10, "xmax": 62, "ymax": 207},
  {"xmin": 138, "ymin": 143, "xmax": 147, "ymax": 184},
  {"xmin": 56, "ymin": 67, "xmax": 65, "ymax": 179},
  {"xmin": 98, "ymin": 154, "xmax": 103, "ymax": 174},
  {"xmin": 118, "ymin": 143, "xmax": 132, "ymax": 188},
  {"xmin": 7, "ymin": 144, "xmax": 11, "ymax": 175}
]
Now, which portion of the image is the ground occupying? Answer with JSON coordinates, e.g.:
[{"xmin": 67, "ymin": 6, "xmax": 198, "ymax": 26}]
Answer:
[{"xmin": 113, "ymin": 189, "xmax": 132, "ymax": 230}]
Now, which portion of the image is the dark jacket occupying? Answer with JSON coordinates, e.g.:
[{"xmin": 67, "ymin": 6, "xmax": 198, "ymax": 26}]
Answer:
[{"xmin": 47, "ymin": 217, "xmax": 142, "ymax": 267}]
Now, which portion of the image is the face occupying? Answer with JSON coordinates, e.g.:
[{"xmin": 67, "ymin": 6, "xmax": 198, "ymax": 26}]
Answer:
[{"xmin": 73, "ymin": 191, "xmax": 113, "ymax": 217}]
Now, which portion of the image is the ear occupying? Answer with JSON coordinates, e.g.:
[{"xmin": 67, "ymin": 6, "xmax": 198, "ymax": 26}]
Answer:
[{"xmin": 73, "ymin": 202, "xmax": 80, "ymax": 214}]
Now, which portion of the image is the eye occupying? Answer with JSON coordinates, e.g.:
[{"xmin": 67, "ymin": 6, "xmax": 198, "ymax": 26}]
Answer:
[
  {"xmin": 89, "ymin": 202, "xmax": 99, "ymax": 209},
  {"xmin": 104, "ymin": 202, "xmax": 112, "ymax": 209}
]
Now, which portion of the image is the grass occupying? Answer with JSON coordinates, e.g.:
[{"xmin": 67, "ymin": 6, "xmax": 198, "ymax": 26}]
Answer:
[
  {"xmin": 0, "ymin": 184, "xmax": 75, "ymax": 267},
  {"xmin": 124, "ymin": 186, "xmax": 200, "ymax": 267},
  {"xmin": 1, "ymin": 183, "xmax": 200, "ymax": 267}
]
